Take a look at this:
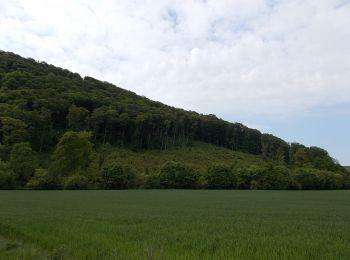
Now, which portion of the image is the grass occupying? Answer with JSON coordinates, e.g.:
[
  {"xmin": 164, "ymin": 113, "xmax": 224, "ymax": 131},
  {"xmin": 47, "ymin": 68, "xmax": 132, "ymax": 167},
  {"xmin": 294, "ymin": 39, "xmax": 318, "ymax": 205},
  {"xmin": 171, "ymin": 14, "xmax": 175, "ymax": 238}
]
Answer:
[
  {"xmin": 0, "ymin": 235, "xmax": 48, "ymax": 259},
  {"xmin": 1, "ymin": 190, "xmax": 350, "ymax": 259}
]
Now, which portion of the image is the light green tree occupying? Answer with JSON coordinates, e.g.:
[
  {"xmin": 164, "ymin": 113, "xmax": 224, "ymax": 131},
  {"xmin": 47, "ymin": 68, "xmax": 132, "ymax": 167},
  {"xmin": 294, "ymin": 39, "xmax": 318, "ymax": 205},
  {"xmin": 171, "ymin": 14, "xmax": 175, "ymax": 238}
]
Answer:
[{"xmin": 51, "ymin": 131, "xmax": 93, "ymax": 176}]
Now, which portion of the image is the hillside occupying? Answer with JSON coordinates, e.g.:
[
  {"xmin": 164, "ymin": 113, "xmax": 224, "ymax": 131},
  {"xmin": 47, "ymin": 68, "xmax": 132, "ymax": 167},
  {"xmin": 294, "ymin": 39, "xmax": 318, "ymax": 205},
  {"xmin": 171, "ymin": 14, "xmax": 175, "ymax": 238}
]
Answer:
[{"xmin": 0, "ymin": 51, "xmax": 348, "ymax": 190}]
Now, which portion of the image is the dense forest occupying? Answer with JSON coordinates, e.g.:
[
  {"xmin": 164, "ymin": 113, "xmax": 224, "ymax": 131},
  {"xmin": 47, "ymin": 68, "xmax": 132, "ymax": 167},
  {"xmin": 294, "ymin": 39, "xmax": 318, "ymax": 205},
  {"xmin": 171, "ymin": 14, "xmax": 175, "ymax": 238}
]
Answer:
[{"xmin": 0, "ymin": 51, "xmax": 349, "ymax": 190}]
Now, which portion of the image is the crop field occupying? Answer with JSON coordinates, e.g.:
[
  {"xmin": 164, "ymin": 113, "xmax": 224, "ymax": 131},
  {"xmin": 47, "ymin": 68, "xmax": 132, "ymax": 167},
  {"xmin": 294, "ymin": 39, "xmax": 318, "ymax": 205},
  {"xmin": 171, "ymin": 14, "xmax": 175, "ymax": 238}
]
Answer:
[{"xmin": 1, "ymin": 190, "xmax": 350, "ymax": 259}]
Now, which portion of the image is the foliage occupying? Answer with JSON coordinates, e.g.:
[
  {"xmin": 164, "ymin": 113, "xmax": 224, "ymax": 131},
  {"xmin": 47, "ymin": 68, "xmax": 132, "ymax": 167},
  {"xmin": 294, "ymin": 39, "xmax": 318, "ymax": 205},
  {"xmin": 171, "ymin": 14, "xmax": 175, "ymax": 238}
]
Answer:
[
  {"xmin": 50, "ymin": 131, "xmax": 93, "ymax": 176},
  {"xmin": 98, "ymin": 163, "xmax": 137, "ymax": 189},
  {"xmin": 0, "ymin": 160, "xmax": 14, "ymax": 189},
  {"xmin": 261, "ymin": 134, "xmax": 289, "ymax": 163},
  {"xmin": 235, "ymin": 165, "xmax": 292, "ymax": 190},
  {"xmin": 27, "ymin": 168, "xmax": 56, "ymax": 190},
  {"xmin": 159, "ymin": 161, "xmax": 199, "ymax": 189},
  {"xmin": 206, "ymin": 164, "xmax": 236, "ymax": 189},
  {"xmin": 63, "ymin": 174, "xmax": 89, "ymax": 190},
  {"xmin": 267, "ymin": 165, "xmax": 292, "ymax": 189},
  {"xmin": 0, "ymin": 117, "xmax": 27, "ymax": 146},
  {"xmin": 67, "ymin": 105, "xmax": 90, "ymax": 131},
  {"xmin": 144, "ymin": 173, "xmax": 161, "ymax": 189},
  {"xmin": 10, "ymin": 142, "xmax": 37, "ymax": 185},
  {"xmin": 292, "ymin": 168, "xmax": 346, "ymax": 190}
]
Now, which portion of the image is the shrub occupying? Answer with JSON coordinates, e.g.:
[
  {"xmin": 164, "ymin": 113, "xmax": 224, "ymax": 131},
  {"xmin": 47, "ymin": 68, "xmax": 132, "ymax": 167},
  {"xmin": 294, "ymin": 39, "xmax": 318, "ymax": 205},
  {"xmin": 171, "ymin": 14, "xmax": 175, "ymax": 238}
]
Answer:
[
  {"xmin": 98, "ymin": 163, "xmax": 137, "ymax": 189},
  {"xmin": 0, "ymin": 160, "xmax": 14, "ymax": 189},
  {"xmin": 264, "ymin": 165, "xmax": 291, "ymax": 190},
  {"xmin": 159, "ymin": 161, "xmax": 199, "ymax": 189},
  {"xmin": 342, "ymin": 173, "xmax": 350, "ymax": 189},
  {"xmin": 236, "ymin": 165, "xmax": 292, "ymax": 190},
  {"xmin": 322, "ymin": 171, "xmax": 343, "ymax": 189},
  {"xmin": 236, "ymin": 168, "xmax": 250, "ymax": 189},
  {"xmin": 64, "ymin": 174, "xmax": 89, "ymax": 190},
  {"xmin": 287, "ymin": 179, "xmax": 302, "ymax": 190},
  {"xmin": 27, "ymin": 168, "xmax": 55, "ymax": 190},
  {"xmin": 247, "ymin": 166, "xmax": 268, "ymax": 190},
  {"xmin": 206, "ymin": 164, "xmax": 236, "ymax": 189},
  {"xmin": 144, "ymin": 173, "xmax": 161, "ymax": 189},
  {"xmin": 249, "ymin": 180, "xmax": 260, "ymax": 190},
  {"xmin": 292, "ymin": 168, "xmax": 324, "ymax": 189}
]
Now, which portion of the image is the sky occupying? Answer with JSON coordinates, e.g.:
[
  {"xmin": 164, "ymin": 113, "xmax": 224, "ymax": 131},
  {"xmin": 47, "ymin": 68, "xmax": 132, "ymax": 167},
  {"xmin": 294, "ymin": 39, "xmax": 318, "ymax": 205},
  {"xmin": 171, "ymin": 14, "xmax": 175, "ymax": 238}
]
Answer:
[{"xmin": 0, "ymin": 0, "xmax": 349, "ymax": 164}]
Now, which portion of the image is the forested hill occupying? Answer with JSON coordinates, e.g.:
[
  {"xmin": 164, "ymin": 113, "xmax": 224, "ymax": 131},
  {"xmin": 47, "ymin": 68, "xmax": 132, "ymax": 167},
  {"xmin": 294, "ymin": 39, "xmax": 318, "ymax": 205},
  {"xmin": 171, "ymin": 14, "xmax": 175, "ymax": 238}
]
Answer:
[
  {"xmin": 0, "ymin": 51, "xmax": 348, "ymax": 190},
  {"xmin": 0, "ymin": 51, "xmax": 341, "ymax": 167}
]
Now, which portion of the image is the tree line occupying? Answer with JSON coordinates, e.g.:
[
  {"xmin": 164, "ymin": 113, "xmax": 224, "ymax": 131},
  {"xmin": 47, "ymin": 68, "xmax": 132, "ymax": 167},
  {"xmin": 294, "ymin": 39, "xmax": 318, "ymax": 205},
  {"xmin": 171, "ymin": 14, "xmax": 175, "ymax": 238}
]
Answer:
[{"xmin": 1, "ymin": 131, "xmax": 349, "ymax": 190}]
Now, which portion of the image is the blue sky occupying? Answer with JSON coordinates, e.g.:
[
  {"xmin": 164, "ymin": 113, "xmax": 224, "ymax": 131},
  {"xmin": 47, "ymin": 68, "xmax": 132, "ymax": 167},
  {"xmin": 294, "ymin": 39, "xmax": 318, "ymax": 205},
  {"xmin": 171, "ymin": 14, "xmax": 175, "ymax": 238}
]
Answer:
[{"xmin": 1, "ymin": 0, "xmax": 349, "ymax": 164}]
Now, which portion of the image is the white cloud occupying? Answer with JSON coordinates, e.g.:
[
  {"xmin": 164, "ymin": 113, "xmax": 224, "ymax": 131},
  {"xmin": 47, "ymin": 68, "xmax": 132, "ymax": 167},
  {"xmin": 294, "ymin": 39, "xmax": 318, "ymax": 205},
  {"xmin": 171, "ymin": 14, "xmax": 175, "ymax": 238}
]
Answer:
[{"xmin": 1, "ymin": 0, "xmax": 350, "ymax": 116}]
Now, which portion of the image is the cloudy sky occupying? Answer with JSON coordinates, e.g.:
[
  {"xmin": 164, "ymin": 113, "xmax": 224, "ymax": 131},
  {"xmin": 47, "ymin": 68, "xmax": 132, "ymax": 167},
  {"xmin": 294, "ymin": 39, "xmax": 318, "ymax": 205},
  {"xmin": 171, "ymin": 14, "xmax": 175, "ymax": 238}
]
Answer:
[{"xmin": 1, "ymin": 0, "xmax": 350, "ymax": 164}]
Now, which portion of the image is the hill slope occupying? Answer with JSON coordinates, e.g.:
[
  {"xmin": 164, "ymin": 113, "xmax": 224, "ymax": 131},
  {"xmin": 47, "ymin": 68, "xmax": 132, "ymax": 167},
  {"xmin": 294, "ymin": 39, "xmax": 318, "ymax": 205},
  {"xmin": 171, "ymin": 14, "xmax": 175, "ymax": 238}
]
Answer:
[{"xmin": 0, "ymin": 51, "xmax": 348, "ymax": 190}]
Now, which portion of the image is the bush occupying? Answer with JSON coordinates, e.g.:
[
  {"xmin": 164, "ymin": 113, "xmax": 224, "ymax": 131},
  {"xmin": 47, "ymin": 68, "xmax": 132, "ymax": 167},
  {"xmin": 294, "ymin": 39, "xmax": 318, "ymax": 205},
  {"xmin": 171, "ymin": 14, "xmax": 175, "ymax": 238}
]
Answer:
[
  {"xmin": 289, "ymin": 167, "xmax": 348, "ymax": 190},
  {"xmin": 144, "ymin": 173, "xmax": 161, "ymax": 189},
  {"xmin": 0, "ymin": 160, "xmax": 14, "ymax": 189},
  {"xmin": 98, "ymin": 163, "xmax": 137, "ymax": 189},
  {"xmin": 236, "ymin": 166, "xmax": 257, "ymax": 189},
  {"xmin": 64, "ymin": 174, "xmax": 89, "ymax": 190},
  {"xmin": 247, "ymin": 166, "xmax": 268, "ymax": 190},
  {"xmin": 249, "ymin": 180, "xmax": 260, "ymax": 190},
  {"xmin": 322, "ymin": 171, "xmax": 343, "ymax": 189},
  {"xmin": 287, "ymin": 179, "xmax": 302, "ymax": 190},
  {"xmin": 27, "ymin": 168, "xmax": 55, "ymax": 190},
  {"xmin": 265, "ymin": 165, "xmax": 291, "ymax": 190},
  {"xmin": 292, "ymin": 168, "xmax": 324, "ymax": 189},
  {"xmin": 206, "ymin": 164, "xmax": 236, "ymax": 189},
  {"xmin": 342, "ymin": 173, "xmax": 350, "ymax": 189},
  {"xmin": 236, "ymin": 165, "xmax": 292, "ymax": 190},
  {"xmin": 159, "ymin": 161, "xmax": 199, "ymax": 189}
]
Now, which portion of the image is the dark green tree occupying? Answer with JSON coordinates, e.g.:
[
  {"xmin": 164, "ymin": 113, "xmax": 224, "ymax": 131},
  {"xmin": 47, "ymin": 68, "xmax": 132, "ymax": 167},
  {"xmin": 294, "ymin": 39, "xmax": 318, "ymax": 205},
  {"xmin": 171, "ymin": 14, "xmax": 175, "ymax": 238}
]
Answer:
[
  {"xmin": 0, "ymin": 117, "xmax": 27, "ymax": 146},
  {"xmin": 67, "ymin": 105, "xmax": 90, "ymax": 131},
  {"xmin": 10, "ymin": 142, "xmax": 37, "ymax": 185}
]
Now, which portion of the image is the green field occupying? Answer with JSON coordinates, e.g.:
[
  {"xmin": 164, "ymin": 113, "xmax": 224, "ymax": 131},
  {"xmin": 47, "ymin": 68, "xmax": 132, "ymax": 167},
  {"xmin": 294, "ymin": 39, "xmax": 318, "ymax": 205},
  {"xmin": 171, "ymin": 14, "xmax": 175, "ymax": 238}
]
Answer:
[{"xmin": 1, "ymin": 191, "xmax": 350, "ymax": 259}]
